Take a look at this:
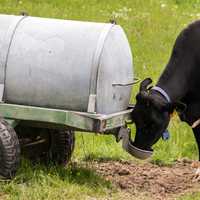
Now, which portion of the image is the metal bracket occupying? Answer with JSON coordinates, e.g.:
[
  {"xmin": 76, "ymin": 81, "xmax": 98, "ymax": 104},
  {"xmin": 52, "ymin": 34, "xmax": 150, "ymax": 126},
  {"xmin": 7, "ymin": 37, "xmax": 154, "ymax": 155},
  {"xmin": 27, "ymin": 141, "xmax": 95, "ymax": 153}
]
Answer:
[
  {"xmin": 117, "ymin": 127, "xmax": 153, "ymax": 159},
  {"xmin": 87, "ymin": 94, "xmax": 96, "ymax": 113},
  {"xmin": 0, "ymin": 84, "xmax": 4, "ymax": 102}
]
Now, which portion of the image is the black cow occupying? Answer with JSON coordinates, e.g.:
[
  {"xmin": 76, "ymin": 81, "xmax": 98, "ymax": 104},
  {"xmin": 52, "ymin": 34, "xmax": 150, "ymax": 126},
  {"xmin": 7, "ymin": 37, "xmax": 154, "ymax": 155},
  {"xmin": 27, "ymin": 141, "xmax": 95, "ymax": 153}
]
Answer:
[{"xmin": 131, "ymin": 20, "xmax": 200, "ymax": 166}]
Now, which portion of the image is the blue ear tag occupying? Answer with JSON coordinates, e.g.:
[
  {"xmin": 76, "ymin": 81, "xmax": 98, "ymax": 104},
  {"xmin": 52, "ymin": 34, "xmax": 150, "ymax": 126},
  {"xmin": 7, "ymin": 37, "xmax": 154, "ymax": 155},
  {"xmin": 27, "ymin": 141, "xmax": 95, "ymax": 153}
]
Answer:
[{"xmin": 162, "ymin": 129, "xmax": 170, "ymax": 141}]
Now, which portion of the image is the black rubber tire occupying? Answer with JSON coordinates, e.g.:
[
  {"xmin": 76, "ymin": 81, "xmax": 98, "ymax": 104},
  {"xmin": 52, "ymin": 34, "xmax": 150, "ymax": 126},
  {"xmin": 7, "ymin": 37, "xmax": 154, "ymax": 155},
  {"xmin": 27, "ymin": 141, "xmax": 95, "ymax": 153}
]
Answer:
[
  {"xmin": 49, "ymin": 129, "xmax": 75, "ymax": 165},
  {"xmin": 18, "ymin": 127, "xmax": 75, "ymax": 166},
  {"xmin": 0, "ymin": 118, "xmax": 20, "ymax": 179}
]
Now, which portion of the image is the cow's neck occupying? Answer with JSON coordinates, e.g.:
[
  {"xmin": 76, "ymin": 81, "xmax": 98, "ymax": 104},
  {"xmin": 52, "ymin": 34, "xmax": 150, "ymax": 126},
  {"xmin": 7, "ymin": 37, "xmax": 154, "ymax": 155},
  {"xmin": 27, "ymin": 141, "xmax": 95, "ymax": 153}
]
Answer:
[
  {"xmin": 156, "ymin": 79, "xmax": 185, "ymax": 104},
  {"xmin": 156, "ymin": 63, "xmax": 194, "ymax": 103}
]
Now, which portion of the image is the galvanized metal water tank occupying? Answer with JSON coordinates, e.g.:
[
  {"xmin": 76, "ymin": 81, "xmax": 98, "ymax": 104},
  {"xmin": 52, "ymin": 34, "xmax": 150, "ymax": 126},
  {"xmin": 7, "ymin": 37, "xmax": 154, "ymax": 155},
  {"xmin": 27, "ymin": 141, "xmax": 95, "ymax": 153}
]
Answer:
[{"xmin": 0, "ymin": 14, "xmax": 133, "ymax": 114}]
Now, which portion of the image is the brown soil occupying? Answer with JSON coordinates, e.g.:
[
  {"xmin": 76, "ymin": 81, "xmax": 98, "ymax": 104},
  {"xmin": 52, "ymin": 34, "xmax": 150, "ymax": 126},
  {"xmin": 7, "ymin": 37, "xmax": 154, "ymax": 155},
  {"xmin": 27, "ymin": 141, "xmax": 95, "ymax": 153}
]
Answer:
[{"xmin": 90, "ymin": 159, "xmax": 200, "ymax": 200}]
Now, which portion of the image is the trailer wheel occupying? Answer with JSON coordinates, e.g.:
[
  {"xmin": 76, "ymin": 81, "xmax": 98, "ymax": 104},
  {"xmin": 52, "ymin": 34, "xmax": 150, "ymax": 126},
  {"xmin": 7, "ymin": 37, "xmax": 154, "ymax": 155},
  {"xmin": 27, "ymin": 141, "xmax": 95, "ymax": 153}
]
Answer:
[
  {"xmin": 18, "ymin": 127, "xmax": 75, "ymax": 166},
  {"xmin": 49, "ymin": 129, "xmax": 75, "ymax": 165},
  {"xmin": 0, "ymin": 118, "xmax": 20, "ymax": 179}
]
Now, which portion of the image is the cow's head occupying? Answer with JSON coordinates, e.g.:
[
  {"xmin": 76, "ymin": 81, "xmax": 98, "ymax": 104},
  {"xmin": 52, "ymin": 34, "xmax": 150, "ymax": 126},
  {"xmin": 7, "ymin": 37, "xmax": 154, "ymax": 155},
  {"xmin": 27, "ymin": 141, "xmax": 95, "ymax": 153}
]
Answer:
[{"xmin": 131, "ymin": 78, "xmax": 184, "ymax": 158}]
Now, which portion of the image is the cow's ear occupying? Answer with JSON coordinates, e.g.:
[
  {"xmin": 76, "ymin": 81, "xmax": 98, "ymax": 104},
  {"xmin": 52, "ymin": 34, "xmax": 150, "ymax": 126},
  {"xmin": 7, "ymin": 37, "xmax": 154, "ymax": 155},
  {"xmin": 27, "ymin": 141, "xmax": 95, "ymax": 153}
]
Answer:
[
  {"xmin": 140, "ymin": 78, "xmax": 152, "ymax": 92},
  {"xmin": 163, "ymin": 102, "xmax": 186, "ymax": 114},
  {"xmin": 173, "ymin": 102, "xmax": 186, "ymax": 113}
]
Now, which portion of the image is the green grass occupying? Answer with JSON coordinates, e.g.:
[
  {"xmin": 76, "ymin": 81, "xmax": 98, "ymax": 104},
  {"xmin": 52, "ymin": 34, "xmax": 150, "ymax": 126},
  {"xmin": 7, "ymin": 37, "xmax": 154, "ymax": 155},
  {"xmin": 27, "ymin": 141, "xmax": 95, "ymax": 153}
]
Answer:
[
  {"xmin": 0, "ymin": 0, "xmax": 200, "ymax": 199},
  {"xmin": 0, "ymin": 159, "xmax": 113, "ymax": 200},
  {"xmin": 178, "ymin": 192, "xmax": 200, "ymax": 200}
]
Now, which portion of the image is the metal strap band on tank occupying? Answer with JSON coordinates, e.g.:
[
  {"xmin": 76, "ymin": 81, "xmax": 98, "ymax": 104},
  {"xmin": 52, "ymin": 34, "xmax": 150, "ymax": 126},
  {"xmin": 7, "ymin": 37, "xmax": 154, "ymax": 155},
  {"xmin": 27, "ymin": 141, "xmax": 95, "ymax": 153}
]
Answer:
[
  {"xmin": 0, "ymin": 15, "xmax": 27, "ymax": 102},
  {"xmin": 87, "ymin": 23, "xmax": 114, "ymax": 113}
]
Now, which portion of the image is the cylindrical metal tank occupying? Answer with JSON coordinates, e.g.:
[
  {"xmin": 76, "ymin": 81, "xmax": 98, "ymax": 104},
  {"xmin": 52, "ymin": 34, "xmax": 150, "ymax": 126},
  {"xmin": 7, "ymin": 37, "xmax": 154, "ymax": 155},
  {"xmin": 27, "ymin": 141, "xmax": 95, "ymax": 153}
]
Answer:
[{"xmin": 0, "ymin": 14, "xmax": 133, "ymax": 114}]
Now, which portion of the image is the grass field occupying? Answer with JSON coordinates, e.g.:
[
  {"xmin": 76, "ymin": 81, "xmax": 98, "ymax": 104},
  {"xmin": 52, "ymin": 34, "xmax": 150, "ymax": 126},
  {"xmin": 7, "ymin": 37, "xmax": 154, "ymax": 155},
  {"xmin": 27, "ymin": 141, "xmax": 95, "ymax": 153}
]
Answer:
[{"xmin": 0, "ymin": 0, "xmax": 200, "ymax": 199}]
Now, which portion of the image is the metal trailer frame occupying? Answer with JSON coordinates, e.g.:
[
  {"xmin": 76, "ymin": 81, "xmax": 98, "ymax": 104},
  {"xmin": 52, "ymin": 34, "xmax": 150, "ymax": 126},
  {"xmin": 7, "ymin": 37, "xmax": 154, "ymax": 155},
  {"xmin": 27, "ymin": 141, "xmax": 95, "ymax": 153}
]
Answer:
[
  {"xmin": 0, "ymin": 103, "xmax": 140, "ymax": 179},
  {"xmin": 0, "ymin": 103, "xmax": 133, "ymax": 133}
]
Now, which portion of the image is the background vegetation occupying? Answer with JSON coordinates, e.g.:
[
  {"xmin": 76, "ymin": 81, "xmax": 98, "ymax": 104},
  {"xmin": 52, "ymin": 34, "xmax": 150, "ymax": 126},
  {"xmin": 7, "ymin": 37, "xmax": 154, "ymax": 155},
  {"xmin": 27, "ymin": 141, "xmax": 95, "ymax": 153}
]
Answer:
[{"xmin": 0, "ymin": 0, "xmax": 200, "ymax": 199}]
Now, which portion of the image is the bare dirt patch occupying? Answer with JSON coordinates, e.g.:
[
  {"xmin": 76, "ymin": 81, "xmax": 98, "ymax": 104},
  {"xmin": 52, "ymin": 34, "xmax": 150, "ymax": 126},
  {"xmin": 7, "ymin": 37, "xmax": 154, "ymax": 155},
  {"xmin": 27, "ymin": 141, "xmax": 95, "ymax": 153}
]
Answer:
[{"xmin": 90, "ymin": 159, "xmax": 200, "ymax": 200}]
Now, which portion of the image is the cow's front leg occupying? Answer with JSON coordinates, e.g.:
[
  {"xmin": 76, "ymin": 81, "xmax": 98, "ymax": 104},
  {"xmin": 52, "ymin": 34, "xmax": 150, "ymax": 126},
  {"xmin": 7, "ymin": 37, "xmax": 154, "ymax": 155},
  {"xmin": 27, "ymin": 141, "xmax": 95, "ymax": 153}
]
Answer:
[{"xmin": 191, "ymin": 127, "xmax": 200, "ymax": 181}]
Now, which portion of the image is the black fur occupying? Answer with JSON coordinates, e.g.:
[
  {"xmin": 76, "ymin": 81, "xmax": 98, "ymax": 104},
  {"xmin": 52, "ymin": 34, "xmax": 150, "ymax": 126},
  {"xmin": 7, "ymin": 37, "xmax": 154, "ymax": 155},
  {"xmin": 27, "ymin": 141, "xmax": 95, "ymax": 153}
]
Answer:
[{"xmin": 132, "ymin": 20, "xmax": 200, "ymax": 160}]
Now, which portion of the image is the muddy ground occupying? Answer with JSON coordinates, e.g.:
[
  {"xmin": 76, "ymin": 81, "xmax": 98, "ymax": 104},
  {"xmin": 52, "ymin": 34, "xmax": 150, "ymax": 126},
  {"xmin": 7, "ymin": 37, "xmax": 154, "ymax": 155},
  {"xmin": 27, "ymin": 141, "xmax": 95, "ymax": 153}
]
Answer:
[{"xmin": 89, "ymin": 159, "xmax": 200, "ymax": 200}]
